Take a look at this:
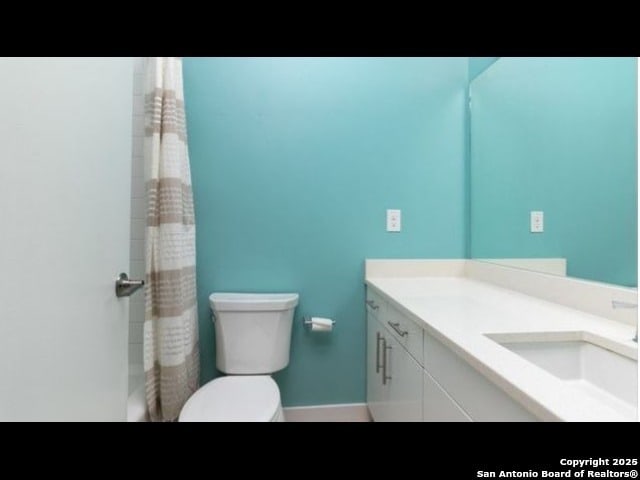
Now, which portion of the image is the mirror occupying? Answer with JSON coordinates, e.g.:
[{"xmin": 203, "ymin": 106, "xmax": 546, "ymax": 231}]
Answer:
[{"xmin": 470, "ymin": 57, "xmax": 637, "ymax": 287}]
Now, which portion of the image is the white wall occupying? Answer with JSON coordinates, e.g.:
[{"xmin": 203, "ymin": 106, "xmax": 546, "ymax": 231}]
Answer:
[{"xmin": 129, "ymin": 58, "xmax": 145, "ymax": 366}]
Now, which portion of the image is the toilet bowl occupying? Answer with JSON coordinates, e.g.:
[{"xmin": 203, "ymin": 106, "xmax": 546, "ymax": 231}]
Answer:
[
  {"xmin": 179, "ymin": 376, "xmax": 284, "ymax": 422},
  {"xmin": 178, "ymin": 292, "xmax": 298, "ymax": 422}
]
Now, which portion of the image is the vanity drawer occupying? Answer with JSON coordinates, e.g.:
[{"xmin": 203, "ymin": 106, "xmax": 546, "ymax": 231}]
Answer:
[
  {"xmin": 384, "ymin": 303, "xmax": 424, "ymax": 366},
  {"xmin": 365, "ymin": 288, "xmax": 386, "ymax": 319}
]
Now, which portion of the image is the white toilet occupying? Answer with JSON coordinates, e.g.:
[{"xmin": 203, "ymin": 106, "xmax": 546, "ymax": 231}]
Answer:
[{"xmin": 179, "ymin": 292, "xmax": 299, "ymax": 422}]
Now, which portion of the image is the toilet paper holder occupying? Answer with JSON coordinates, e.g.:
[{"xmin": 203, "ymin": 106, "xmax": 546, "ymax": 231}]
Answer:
[{"xmin": 302, "ymin": 316, "xmax": 336, "ymax": 326}]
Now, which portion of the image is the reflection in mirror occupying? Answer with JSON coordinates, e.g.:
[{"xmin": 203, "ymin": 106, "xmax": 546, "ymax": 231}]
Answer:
[{"xmin": 470, "ymin": 57, "xmax": 637, "ymax": 287}]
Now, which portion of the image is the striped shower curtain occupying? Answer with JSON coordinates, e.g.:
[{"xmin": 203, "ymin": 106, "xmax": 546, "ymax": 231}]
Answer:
[{"xmin": 143, "ymin": 57, "xmax": 199, "ymax": 422}]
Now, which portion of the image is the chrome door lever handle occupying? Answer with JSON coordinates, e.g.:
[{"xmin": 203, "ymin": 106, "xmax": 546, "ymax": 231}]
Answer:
[{"xmin": 115, "ymin": 273, "xmax": 145, "ymax": 298}]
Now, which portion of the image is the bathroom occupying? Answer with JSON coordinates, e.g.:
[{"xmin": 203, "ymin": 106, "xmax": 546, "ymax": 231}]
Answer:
[{"xmin": 0, "ymin": 57, "xmax": 637, "ymax": 423}]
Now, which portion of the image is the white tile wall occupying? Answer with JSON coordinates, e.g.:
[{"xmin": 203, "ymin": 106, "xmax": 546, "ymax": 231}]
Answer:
[{"xmin": 129, "ymin": 57, "xmax": 145, "ymax": 366}]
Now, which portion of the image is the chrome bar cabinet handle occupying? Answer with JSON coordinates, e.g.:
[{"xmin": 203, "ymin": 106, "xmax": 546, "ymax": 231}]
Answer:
[{"xmin": 382, "ymin": 338, "xmax": 392, "ymax": 385}]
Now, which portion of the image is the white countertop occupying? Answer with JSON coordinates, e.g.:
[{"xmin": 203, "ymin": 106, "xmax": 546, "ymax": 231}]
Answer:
[{"xmin": 366, "ymin": 275, "xmax": 638, "ymax": 421}]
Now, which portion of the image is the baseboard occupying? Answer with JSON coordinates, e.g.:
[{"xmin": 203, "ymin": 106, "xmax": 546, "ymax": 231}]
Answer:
[{"xmin": 283, "ymin": 403, "xmax": 371, "ymax": 422}]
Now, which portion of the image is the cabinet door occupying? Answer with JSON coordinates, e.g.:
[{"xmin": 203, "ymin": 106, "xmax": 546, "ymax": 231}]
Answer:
[
  {"xmin": 385, "ymin": 333, "xmax": 423, "ymax": 422},
  {"xmin": 424, "ymin": 332, "xmax": 538, "ymax": 422},
  {"xmin": 366, "ymin": 314, "xmax": 389, "ymax": 421},
  {"xmin": 423, "ymin": 371, "xmax": 471, "ymax": 422}
]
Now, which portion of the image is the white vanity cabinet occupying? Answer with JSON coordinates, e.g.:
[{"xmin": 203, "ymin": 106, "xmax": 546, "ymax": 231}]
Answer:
[
  {"xmin": 423, "ymin": 369, "xmax": 471, "ymax": 422},
  {"xmin": 364, "ymin": 260, "xmax": 637, "ymax": 421},
  {"xmin": 424, "ymin": 332, "xmax": 537, "ymax": 422},
  {"xmin": 366, "ymin": 291, "xmax": 422, "ymax": 422},
  {"xmin": 366, "ymin": 286, "xmax": 539, "ymax": 422}
]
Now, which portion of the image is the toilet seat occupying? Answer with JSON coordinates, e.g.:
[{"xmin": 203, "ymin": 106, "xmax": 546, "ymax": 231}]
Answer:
[{"xmin": 179, "ymin": 375, "xmax": 283, "ymax": 422}]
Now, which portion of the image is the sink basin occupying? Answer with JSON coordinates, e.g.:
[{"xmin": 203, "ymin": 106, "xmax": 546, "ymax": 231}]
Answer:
[{"xmin": 486, "ymin": 332, "xmax": 637, "ymax": 419}]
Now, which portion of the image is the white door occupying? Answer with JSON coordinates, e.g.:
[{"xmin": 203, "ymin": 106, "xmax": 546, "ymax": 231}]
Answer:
[{"xmin": 0, "ymin": 58, "xmax": 134, "ymax": 421}]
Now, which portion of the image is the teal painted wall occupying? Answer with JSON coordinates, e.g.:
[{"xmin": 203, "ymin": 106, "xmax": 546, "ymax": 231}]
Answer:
[
  {"xmin": 183, "ymin": 57, "xmax": 468, "ymax": 406},
  {"xmin": 468, "ymin": 57, "xmax": 499, "ymax": 81},
  {"xmin": 470, "ymin": 57, "xmax": 637, "ymax": 286},
  {"xmin": 464, "ymin": 58, "xmax": 499, "ymax": 256}
]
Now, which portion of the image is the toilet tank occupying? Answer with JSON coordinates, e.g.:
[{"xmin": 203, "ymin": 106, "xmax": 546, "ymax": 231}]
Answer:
[{"xmin": 209, "ymin": 293, "xmax": 299, "ymax": 374}]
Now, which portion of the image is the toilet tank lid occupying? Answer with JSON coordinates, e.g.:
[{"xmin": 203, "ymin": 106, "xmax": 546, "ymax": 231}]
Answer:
[{"xmin": 209, "ymin": 292, "xmax": 299, "ymax": 311}]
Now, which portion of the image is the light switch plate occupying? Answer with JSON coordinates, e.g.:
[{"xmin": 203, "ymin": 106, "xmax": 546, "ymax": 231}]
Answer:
[
  {"xmin": 387, "ymin": 209, "xmax": 401, "ymax": 232},
  {"xmin": 530, "ymin": 211, "xmax": 544, "ymax": 233}
]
